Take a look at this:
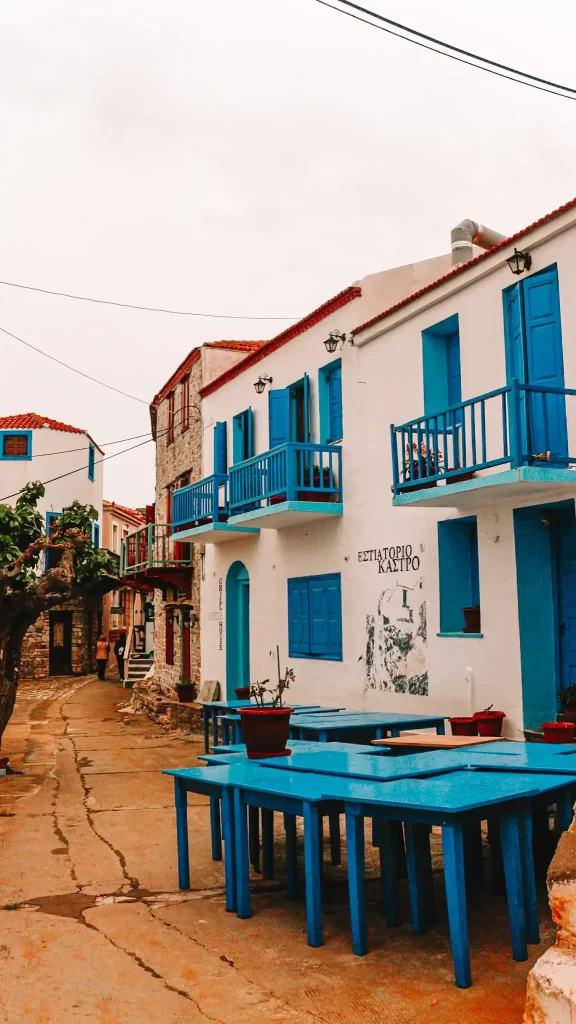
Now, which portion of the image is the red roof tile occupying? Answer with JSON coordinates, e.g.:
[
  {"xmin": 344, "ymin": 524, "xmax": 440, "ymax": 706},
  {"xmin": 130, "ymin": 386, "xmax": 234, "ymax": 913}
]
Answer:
[
  {"xmin": 150, "ymin": 341, "xmax": 264, "ymax": 408},
  {"xmin": 199, "ymin": 286, "xmax": 362, "ymax": 399},
  {"xmin": 353, "ymin": 196, "xmax": 576, "ymax": 336},
  {"xmin": 0, "ymin": 413, "xmax": 102, "ymax": 451},
  {"xmin": 103, "ymin": 500, "xmax": 145, "ymax": 523}
]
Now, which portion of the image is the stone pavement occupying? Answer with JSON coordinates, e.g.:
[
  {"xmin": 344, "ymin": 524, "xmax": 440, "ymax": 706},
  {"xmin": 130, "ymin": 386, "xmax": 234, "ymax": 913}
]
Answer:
[{"xmin": 0, "ymin": 677, "xmax": 558, "ymax": 1023}]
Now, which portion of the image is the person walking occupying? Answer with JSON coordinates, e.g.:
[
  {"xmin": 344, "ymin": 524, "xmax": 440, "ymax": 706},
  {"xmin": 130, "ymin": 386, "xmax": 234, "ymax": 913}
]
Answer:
[
  {"xmin": 114, "ymin": 633, "xmax": 127, "ymax": 682},
  {"xmin": 95, "ymin": 634, "xmax": 110, "ymax": 680}
]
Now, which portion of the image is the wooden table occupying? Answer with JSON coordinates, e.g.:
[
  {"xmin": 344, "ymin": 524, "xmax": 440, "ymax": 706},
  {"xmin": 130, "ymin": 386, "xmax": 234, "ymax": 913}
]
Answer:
[{"xmin": 372, "ymin": 733, "xmax": 506, "ymax": 751}]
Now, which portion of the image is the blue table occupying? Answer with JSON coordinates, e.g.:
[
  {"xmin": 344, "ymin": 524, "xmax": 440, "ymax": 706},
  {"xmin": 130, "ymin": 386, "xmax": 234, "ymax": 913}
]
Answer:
[
  {"xmin": 211, "ymin": 740, "xmax": 392, "ymax": 756},
  {"xmin": 220, "ymin": 708, "xmax": 347, "ymax": 745},
  {"xmin": 198, "ymin": 701, "xmax": 346, "ymax": 751},
  {"xmin": 291, "ymin": 712, "xmax": 447, "ymax": 743}
]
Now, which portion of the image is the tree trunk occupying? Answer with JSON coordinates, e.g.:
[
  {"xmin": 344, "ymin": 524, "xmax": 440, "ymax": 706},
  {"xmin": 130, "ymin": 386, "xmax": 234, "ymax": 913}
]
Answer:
[{"xmin": 0, "ymin": 634, "xmax": 23, "ymax": 748}]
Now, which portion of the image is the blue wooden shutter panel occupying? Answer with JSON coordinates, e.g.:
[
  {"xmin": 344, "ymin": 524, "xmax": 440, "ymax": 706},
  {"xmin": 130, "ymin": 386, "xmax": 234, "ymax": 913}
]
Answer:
[
  {"xmin": 328, "ymin": 364, "xmax": 343, "ymax": 441},
  {"xmin": 214, "ymin": 422, "xmax": 227, "ymax": 474},
  {"xmin": 288, "ymin": 574, "xmax": 342, "ymax": 659},
  {"xmin": 269, "ymin": 389, "xmax": 291, "ymax": 449},
  {"xmin": 288, "ymin": 579, "xmax": 310, "ymax": 654}
]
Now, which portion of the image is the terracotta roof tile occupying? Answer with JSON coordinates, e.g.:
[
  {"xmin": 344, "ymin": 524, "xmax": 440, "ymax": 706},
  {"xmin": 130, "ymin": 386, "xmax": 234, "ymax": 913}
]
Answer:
[
  {"xmin": 0, "ymin": 413, "xmax": 102, "ymax": 451},
  {"xmin": 150, "ymin": 341, "xmax": 264, "ymax": 408},
  {"xmin": 103, "ymin": 500, "xmax": 145, "ymax": 523}
]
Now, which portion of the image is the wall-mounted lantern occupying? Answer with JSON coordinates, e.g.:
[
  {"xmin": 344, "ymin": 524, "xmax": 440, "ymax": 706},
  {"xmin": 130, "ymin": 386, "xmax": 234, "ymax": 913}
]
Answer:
[
  {"xmin": 324, "ymin": 329, "xmax": 354, "ymax": 353},
  {"xmin": 253, "ymin": 373, "xmax": 273, "ymax": 394},
  {"xmin": 506, "ymin": 248, "xmax": 532, "ymax": 276}
]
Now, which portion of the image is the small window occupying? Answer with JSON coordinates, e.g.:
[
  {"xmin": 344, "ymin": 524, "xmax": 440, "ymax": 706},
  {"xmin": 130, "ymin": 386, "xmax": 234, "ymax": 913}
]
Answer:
[
  {"xmin": 93, "ymin": 523, "xmax": 100, "ymax": 549},
  {"xmin": 232, "ymin": 409, "xmax": 253, "ymax": 464},
  {"xmin": 166, "ymin": 609, "xmax": 175, "ymax": 665},
  {"xmin": 181, "ymin": 376, "xmax": 190, "ymax": 432},
  {"xmin": 112, "ymin": 524, "xmax": 118, "ymax": 553},
  {"xmin": 287, "ymin": 573, "xmax": 342, "ymax": 660},
  {"xmin": 319, "ymin": 360, "xmax": 343, "ymax": 443},
  {"xmin": 167, "ymin": 392, "xmax": 175, "ymax": 445},
  {"xmin": 438, "ymin": 516, "xmax": 481, "ymax": 634},
  {"xmin": 1, "ymin": 431, "xmax": 31, "ymax": 460},
  {"xmin": 88, "ymin": 442, "xmax": 95, "ymax": 481},
  {"xmin": 422, "ymin": 314, "xmax": 461, "ymax": 415}
]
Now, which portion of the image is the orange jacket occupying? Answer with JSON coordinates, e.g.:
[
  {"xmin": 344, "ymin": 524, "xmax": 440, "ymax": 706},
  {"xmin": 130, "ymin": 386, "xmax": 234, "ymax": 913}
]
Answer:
[{"xmin": 96, "ymin": 640, "xmax": 110, "ymax": 660}]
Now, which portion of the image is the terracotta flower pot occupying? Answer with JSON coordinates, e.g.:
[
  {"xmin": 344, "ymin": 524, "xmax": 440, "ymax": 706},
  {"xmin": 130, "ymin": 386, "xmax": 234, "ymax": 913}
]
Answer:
[
  {"xmin": 234, "ymin": 686, "xmax": 251, "ymax": 700},
  {"xmin": 176, "ymin": 684, "xmax": 196, "ymax": 703},
  {"xmin": 239, "ymin": 707, "xmax": 293, "ymax": 758},
  {"xmin": 462, "ymin": 607, "xmax": 481, "ymax": 633},
  {"xmin": 449, "ymin": 717, "xmax": 478, "ymax": 737},
  {"xmin": 542, "ymin": 721, "xmax": 574, "ymax": 744},
  {"xmin": 473, "ymin": 710, "xmax": 505, "ymax": 736}
]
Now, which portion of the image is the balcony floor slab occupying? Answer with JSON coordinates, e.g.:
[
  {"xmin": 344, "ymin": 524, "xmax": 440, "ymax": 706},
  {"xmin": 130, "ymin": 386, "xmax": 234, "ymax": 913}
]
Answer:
[
  {"xmin": 229, "ymin": 500, "xmax": 343, "ymax": 529},
  {"xmin": 169, "ymin": 523, "xmax": 260, "ymax": 544},
  {"xmin": 393, "ymin": 466, "xmax": 576, "ymax": 508}
]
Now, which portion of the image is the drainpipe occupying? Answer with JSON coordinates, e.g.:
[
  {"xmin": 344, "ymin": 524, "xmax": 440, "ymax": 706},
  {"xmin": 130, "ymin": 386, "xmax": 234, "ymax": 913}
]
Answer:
[{"xmin": 451, "ymin": 219, "xmax": 507, "ymax": 266}]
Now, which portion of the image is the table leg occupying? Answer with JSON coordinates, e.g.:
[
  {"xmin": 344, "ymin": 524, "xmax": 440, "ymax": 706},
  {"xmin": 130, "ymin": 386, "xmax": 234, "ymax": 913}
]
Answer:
[
  {"xmin": 404, "ymin": 823, "xmax": 432, "ymax": 934},
  {"xmin": 211, "ymin": 709, "xmax": 219, "ymax": 748},
  {"xmin": 221, "ymin": 718, "xmax": 230, "ymax": 746},
  {"xmin": 210, "ymin": 797, "xmax": 222, "ymax": 861},
  {"xmin": 284, "ymin": 813, "xmax": 298, "ymax": 898},
  {"xmin": 233, "ymin": 720, "xmax": 242, "ymax": 745},
  {"xmin": 390, "ymin": 727, "xmax": 400, "ymax": 738},
  {"xmin": 203, "ymin": 709, "xmax": 210, "ymax": 753},
  {"xmin": 345, "ymin": 809, "xmax": 367, "ymax": 956},
  {"xmin": 519, "ymin": 806, "xmax": 539, "ymax": 945},
  {"xmin": 463, "ymin": 822, "xmax": 483, "ymax": 896},
  {"xmin": 329, "ymin": 812, "xmax": 341, "ymax": 866},
  {"xmin": 234, "ymin": 790, "xmax": 251, "ymax": 919},
  {"xmin": 558, "ymin": 787, "xmax": 576, "ymax": 833},
  {"xmin": 221, "ymin": 788, "xmax": 236, "ymax": 913},
  {"xmin": 488, "ymin": 815, "xmax": 505, "ymax": 896},
  {"xmin": 262, "ymin": 809, "xmax": 275, "ymax": 880},
  {"xmin": 249, "ymin": 805, "xmax": 260, "ymax": 872},
  {"xmin": 436, "ymin": 721, "xmax": 446, "ymax": 735},
  {"xmin": 375, "ymin": 728, "xmax": 384, "ymax": 740},
  {"xmin": 442, "ymin": 824, "xmax": 471, "ymax": 989},
  {"xmin": 500, "ymin": 809, "xmax": 528, "ymax": 962},
  {"xmin": 175, "ymin": 778, "xmax": 190, "ymax": 890},
  {"xmin": 303, "ymin": 802, "xmax": 323, "ymax": 947},
  {"xmin": 379, "ymin": 819, "xmax": 402, "ymax": 927},
  {"xmin": 319, "ymin": 731, "xmax": 328, "ymax": 743}
]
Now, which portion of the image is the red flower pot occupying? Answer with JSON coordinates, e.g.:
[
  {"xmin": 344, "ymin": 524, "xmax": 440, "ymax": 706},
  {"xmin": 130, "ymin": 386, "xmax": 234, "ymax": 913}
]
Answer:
[
  {"xmin": 449, "ymin": 717, "xmax": 479, "ymax": 737},
  {"xmin": 239, "ymin": 707, "xmax": 293, "ymax": 758},
  {"xmin": 234, "ymin": 687, "xmax": 251, "ymax": 700},
  {"xmin": 473, "ymin": 710, "xmax": 505, "ymax": 736},
  {"xmin": 559, "ymin": 711, "xmax": 576, "ymax": 725},
  {"xmin": 269, "ymin": 494, "xmax": 287, "ymax": 505},
  {"xmin": 542, "ymin": 721, "xmax": 574, "ymax": 744},
  {"xmin": 462, "ymin": 607, "xmax": 481, "ymax": 633}
]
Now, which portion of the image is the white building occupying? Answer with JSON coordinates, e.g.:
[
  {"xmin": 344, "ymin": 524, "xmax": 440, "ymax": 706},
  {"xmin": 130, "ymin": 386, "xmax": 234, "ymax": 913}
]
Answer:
[
  {"xmin": 0, "ymin": 412, "xmax": 104, "ymax": 677},
  {"xmin": 170, "ymin": 196, "xmax": 576, "ymax": 737}
]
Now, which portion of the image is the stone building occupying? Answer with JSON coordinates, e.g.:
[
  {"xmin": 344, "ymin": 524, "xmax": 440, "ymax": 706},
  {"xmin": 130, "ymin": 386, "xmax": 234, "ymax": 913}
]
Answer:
[{"xmin": 121, "ymin": 342, "xmax": 262, "ymax": 696}]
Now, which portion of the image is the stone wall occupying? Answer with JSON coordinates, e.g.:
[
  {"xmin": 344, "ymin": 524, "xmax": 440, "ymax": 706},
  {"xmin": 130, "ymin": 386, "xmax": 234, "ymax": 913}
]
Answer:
[{"xmin": 20, "ymin": 599, "xmax": 99, "ymax": 680}]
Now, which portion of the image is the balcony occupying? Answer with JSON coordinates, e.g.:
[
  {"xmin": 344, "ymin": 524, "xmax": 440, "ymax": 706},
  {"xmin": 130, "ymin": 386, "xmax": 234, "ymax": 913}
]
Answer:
[
  {"xmin": 169, "ymin": 474, "xmax": 260, "ymax": 544},
  {"xmin": 120, "ymin": 523, "xmax": 192, "ymax": 590},
  {"xmin": 228, "ymin": 442, "xmax": 343, "ymax": 529},
  {"xmin": 390, "ymin": 381, "xmax": 576, "ymax": 508}
]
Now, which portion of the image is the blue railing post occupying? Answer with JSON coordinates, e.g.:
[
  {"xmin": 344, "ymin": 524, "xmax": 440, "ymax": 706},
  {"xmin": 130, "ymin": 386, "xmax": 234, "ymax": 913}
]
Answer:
[
  {"xmin": 390, "ymin": 424, "xmax": 400, "ymax": 494},
  {"xmin": 508, "ymin": 378, "xmax": 523, "ymax": 468},
  {"xmin": 285, "ymin": 445, "xmax": 295, "ymax": 501}
]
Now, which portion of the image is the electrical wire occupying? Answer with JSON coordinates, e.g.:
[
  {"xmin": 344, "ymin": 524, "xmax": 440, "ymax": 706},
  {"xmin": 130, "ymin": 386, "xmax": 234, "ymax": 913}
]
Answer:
[
  {"xmin": 0, "ymin": 323, "xmax": 150, "ymax": 405},
  {"xmin": 315, "ymin": 0, "xmax": 576, "ymax": 100},
  {"xmin": 27, "ymin": 431, "xmax": 153, "ymax": 457},
  {"xmin": 0, "ymin": 278, "xmax": 298, "ymax": 320}
]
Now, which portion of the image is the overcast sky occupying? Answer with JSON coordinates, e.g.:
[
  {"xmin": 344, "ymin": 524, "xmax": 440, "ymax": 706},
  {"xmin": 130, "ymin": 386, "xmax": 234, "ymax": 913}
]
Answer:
[{"xmin": 1, "ymin": 0, "xmax": 575, "ymax": 509}]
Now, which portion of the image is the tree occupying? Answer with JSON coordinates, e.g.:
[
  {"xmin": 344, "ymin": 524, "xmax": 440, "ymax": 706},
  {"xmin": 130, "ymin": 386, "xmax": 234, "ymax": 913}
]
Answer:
[{"xmin": 0, "ymin": 482, "xmax": 118, "ymax": 745}]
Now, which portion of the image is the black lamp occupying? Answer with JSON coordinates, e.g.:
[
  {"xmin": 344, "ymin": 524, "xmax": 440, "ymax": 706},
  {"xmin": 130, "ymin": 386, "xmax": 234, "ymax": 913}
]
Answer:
[
  {"xmin": 324, "ymin": 329, "xmax": 354, "ymax": 352},
  {"xmin": 506, "ymin": 248, "xmax": 532, "ymax": 276},
  {"xmin": 253, "ymin": 373, "xmax": 272, "ymax": 394}
]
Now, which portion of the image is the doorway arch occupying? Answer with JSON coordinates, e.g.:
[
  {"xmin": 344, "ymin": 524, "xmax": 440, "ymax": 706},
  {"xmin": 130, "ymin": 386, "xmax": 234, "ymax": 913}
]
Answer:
[{"xmin": 226, "ymin": 561, "xmax": 250, "ymax": 697}]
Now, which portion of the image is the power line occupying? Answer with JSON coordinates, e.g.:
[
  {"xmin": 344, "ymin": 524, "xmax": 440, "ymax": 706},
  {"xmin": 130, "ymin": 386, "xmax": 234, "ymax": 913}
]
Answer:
[
  {"xmin": 315, "ymin": 0, "xmax": 576, "ymax": 100},
  {"xmin": 0, "ymin": 278, "xmax": 299, "ymax": 320},
  {"xmin": 0, "ymin": 323, "xmax": 149, "ymax": 405},
  {"xmin": 28, "ymin": 431, "xmax": 152, "ymax": 457}
]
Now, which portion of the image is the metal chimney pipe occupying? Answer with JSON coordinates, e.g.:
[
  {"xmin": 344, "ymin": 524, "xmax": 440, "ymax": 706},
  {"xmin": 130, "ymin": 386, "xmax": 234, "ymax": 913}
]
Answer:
[{"xmin": 451, "ymin": 219, "xmax": 507, "ymax": 266}]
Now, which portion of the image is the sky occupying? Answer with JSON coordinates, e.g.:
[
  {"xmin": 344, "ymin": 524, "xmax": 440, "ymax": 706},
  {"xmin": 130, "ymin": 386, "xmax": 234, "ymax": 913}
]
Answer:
[{"xmin": 1, "ymin": 0, "xmax": 575, "ymax": 509}]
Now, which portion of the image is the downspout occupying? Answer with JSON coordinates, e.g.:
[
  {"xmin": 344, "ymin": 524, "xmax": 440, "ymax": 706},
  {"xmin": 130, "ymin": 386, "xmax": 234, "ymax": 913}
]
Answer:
[{"xmin": 451, "ymin": 219, "xmax": 508, "ymax": 266}]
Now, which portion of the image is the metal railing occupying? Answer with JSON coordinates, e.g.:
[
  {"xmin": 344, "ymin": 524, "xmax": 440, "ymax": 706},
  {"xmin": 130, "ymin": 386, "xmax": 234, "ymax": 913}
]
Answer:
[
  {"xmin": 390, "ymin": 380, "xmax": 576, "ymax": 494},
  {"xmin": 172, "ymin": 474, "xmax": 229, "ymax": 528},
  {"xmin": 120, "ymin": 522, "xmax": 193, "ymax": 574},
  {"xmin": 228, "ymin": 442, "xmax": 342, "ymax": 515}
]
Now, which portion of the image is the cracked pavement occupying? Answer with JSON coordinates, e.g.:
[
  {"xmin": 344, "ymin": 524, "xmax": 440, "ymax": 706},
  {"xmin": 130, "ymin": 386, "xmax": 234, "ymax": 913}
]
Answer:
[{"xmin": 0, "ymin": 678, "xmax": 556, "ymax": 1023}]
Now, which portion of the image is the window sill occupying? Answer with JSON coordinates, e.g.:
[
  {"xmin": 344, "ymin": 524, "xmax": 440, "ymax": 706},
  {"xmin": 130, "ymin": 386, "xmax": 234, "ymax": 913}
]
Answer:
[
  {"xmin": 0, "ymin": 455, "xmax": 32, "ymax": 462},
  {"xmin": 289, "ymin": 652, "xmax": 343, "ymax": 661},
  {"xmin": 436, "ymin": 631, "xmax": 483, "ymax": 639}
]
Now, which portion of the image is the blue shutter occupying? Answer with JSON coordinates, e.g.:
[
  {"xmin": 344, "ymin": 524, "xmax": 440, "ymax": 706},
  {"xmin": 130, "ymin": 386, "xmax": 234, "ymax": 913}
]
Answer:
[
  {"xmin": 233, "ymin": 409, "xmax": 254, "ymax": 464},
  {"xmin": 446, "ymin": 331, "xmax": 462, "ymax": 407},
  {"xmin": 269, "ymin": 389, "xmax": 290, "ymax": 449},
  {"xmin": 327, "ymin": 364, "xmax": 343, "ymax": 441},
  {"xmin": 309, "ymin": 574, "xmax": 342, "ymax": 659},
  {"xmin": 288, "ymin": 578, "xmax": 311, "ymax": 655},
  {"xmin": 303, "ymin": 373, "xmax": 310, "ymax": 443},
  {"xmin": 88, "ymin": 443, "xmax": 95, "ymax": 481},
  {"xmin": 93, "ymin": 523, "xmax": 100, "ymax": 549},
  {"xmin": 246, "ymin": 407, "xmax": 253, "ymax": 459},
  {"xmin": 469, "ymin": 523, "xmax": 479, "ymax": 606},
  {"xmin": 214, "ymin": 422, "xmax": 227, "ymax": 474},
  {"xmin": 522, "ymin": 268, "xmax": 567, "ymax": 461}
]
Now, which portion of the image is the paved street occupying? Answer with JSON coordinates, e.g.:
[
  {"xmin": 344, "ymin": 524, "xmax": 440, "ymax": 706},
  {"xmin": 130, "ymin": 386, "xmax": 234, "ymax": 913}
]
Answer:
[{"xmin": 0, "ymin": 677, "xmax": 555, "ymax": 1023}]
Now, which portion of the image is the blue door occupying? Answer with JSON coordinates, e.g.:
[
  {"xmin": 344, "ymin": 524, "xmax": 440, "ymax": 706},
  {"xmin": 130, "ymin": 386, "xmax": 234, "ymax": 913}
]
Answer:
[
  {"xmin": 226, "ymin": 561, "xmax": 250, "ymax": 696},
  {"xmin": 555, "ymin": 509, "xmax": 576, "ymax": 702}
]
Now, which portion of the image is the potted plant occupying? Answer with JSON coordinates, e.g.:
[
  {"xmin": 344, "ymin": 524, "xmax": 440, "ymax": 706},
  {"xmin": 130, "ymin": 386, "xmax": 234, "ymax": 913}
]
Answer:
[
  {"xmin": 473, "ymin": 706, "xmax": 505, "ymax": 736},
  {"xmin": 403, "ymin": 442, "xmax": 443, "ymax": 491},
  {"xmin": 176, "ymin": 682, "xmax": 197, "ymax": 703},
  {"xmin": 298, "ymin": 465, "xmax": 334, "ymax": 501},
  {"xmin": 239, "ymin": 661, "xmax": 295, "ymax": 759},
  {"xmin": 449, "ymin": 716, "xmax": 478, "ymax": 737},
  {"xmin": 462, "ymin": 605, "xmax": 481, "ymax": 633},
  {"xmin": 558, "ymin": 684, "xmax": 576, "ymax": 725},
  {"xmin": 234, "ymin": 686, "xmax": 251, "ymax": 700},
  {"xmin": 447, "ymin": 466, "xmax": 475, "ymax": 484},
  {"xmin": 542, "ymin": 720, "xmax": 574, "ymax": 744}
]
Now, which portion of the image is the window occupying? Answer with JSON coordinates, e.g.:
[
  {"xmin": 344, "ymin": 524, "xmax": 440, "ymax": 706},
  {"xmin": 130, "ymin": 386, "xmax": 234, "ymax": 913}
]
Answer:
[
  {"xmin": 422, "ymin": 314, "xmax": 461, "ymax": 415},
  {"xmin": 181, "ymin": 375, "xmax": 190, "ymax": 432},
  {"xmin": 93, "ymin": 523, "xmax": 100, "ymax": 549},
  {"xmin": 268, "ymin": 376, "xmax": 310, "ymax": 448},
  {"xmin": 0, "ymin": 430, "xmax": 31, "ymax": 460},
  {"xmin": 232, "ymin": 409, "xmax": 253, "ymax": 464},
  {"xmin": 88, "ymin": 443, "xmax": 95, "ymax": 481},
  {"xmin": 166, "ymin": 609, "xmax": 175, "ymax": 665},
  {"xmin": 319, "ymin": 360, "xmax": 343, "ymax": 443},
  {"xmin": 287, "ymin": 573, "xmax": 342, "ymax": 660},
  {"xmin": 45, "ymin": 512, "xmax": 62, "ymax": 570},
  {"xmin": 437, "ymin": 516, "xmax": 481, "ymax": 634},
  {"xmin": 112, "ymin": 524, "xmax": 118, "ymax": 553},
  {"xmin": 167, "ymin": 392, "xmax": 175, "ymax": 445}
]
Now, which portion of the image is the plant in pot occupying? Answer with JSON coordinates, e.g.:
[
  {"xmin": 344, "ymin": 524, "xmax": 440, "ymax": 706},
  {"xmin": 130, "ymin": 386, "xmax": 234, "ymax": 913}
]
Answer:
[
  {"xmin": 176, "ymin": 681, "xmax": 197, "ymax": 703},
  {"xmin": 449, "ymin": 716, "xmax": 478, "ymax": 737},
  {"xmin": 403, "ymin": 441, "xmax": 443, "ymax": 490},
  {"xmin": 558, "ymin": 684, "xmax": 576, "ymax": 725},
  {"xmin": 542, "ymin": 720, "xmax": 575, "ymax": 744},
  {"xmin": 473, "ymin": 705, "xmax": 505, "ymax": 736},
  {"xmin": 298, "ymin": 464, "xmax": 334, "ymax": 501},
  {"xmin": 462, "ymin": 605, "xmax": 481, "ymax": 633},
  {"xmin": 239, "ymin": 665, "xmax": 295, "ymax": 758},
  {"xmin": 234, "ymin": 686, "xmax": 251, "ymax": 700}
]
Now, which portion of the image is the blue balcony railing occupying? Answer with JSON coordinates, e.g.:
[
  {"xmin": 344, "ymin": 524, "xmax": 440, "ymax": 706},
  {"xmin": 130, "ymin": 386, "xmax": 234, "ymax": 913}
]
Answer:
[
  {"xmin": 172, "ymin": 474, "xmax": 229, "ymax": 528},
  {"xmin": 391, "ymin": 380, "xmax": 576, "ymax": 494},
  {"xmin": 229, "ymin": 442, "xmax": 342, "ymax": 516}
]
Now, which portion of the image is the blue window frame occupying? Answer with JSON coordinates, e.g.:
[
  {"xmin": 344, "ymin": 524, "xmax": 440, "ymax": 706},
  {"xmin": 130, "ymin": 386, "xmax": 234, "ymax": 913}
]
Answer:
[
  {"xmin": 287, "ymin": 573, "xmax": 342, "ymax": 660},
  {"xmin": 319, "ymin": 359, "xmax": 343, "ymax": 443},
  {"xmin": 232, "ymin": 409, "xmax": 253, "ymax": 464},
  {"xmin": 437, "ymin": 516, "xmax": 481, "ymax": 634},
  {"xmin": 88, "ymin": 442, "xmax": 95, "ymax": 481},
  {"xmin": 268, "ymin": 375, "xmax": 310, "ymax": 448},
  {"xmin": 422, "ymin": 313, "xmax": 461, "ymax": 415},
  {"xmin": 45, "ymin": 512, "xmax": 62, "ymax": 571},
  {"xmin": 0, "ymin": 430, "xmax": 32, "ymax": 461},
  {"xmin": 93, "ymin": 523, "xmax": 100, "ymax": 548}
]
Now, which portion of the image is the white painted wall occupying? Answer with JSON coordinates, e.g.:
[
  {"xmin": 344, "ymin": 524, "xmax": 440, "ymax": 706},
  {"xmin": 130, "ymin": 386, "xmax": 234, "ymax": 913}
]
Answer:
[{"xmin": 198, "ymin": 210, "xmax": 576, "ymax": 736}]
